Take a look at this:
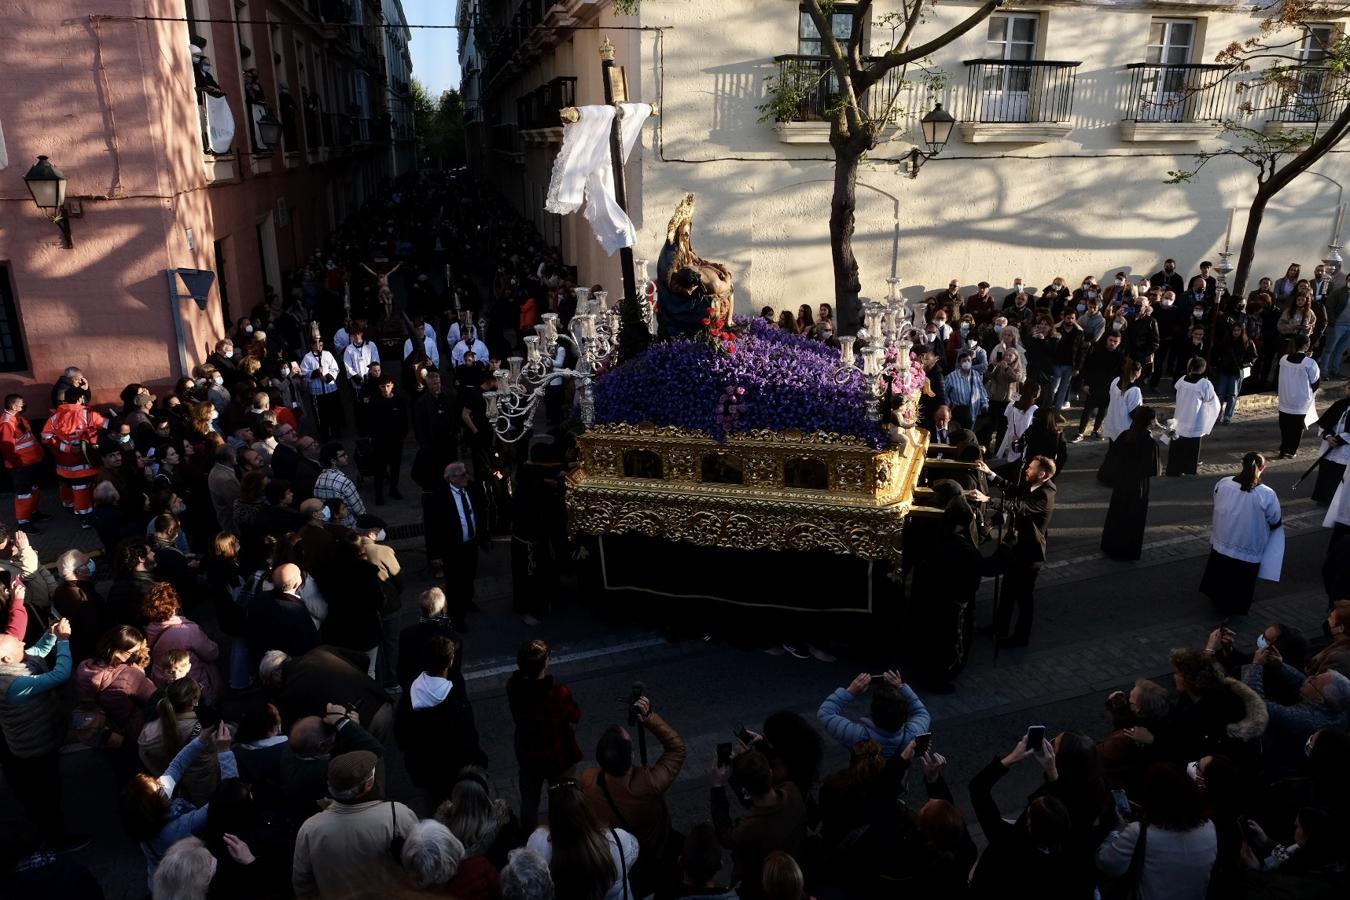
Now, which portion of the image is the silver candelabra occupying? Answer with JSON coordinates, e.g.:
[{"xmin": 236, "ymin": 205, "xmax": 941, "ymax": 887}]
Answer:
[
  {"xmin": 834, "ymin": 278, "xmax": 926, "ymax": 422},
  {"xmin": 484, "ymin": 287, "xmax": 621, "ymax": 442}
]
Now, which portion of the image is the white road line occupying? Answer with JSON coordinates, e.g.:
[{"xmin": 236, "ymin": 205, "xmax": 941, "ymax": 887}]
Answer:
[{"xmin": 464, "ymin": 636, "xmax": 668, "ymax": 681}]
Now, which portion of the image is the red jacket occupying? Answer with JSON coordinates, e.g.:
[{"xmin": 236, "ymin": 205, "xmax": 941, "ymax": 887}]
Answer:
[
  {"xmin": 40, "ymin": 403, "xmax": 105, "ymax": 479},
  {"xmin": 0, "ymin": 411, "xmax": 43, "ymax": 469}
]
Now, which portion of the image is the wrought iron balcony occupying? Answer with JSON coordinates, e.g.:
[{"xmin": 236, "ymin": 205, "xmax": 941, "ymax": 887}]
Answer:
[
  {"xmin": 516, "ymin": 76, "xmax": 578, "ymax": 131},
  {"xmin": 1267, "ymin": 66, "xmax": 1349, "ymax": 123},
  {"xmin": 961, "ymin": 59, "xmax": 1081, "ymax": 123},
  {"xmin": 770, "ymin": 55, "xmax": 904, "ymax": 123},
  {"xmin": 1123, "ymin": 63, "xmax": 1237, "ymax": 123}
]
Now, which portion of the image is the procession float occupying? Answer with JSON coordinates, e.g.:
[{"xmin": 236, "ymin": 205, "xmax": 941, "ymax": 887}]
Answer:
[{"xmin": 489, "ymin": 194, "xmax": 945, "ymax": 628}]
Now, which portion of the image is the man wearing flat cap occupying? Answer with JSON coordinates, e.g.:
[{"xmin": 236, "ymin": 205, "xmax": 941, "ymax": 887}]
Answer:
[{"xmin": 292, "ymin": 749, "xmax": 418, "ymax": 898}]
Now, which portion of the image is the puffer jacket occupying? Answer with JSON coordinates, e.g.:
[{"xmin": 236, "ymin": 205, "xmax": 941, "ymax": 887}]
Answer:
[
  {"xmin": 76, "ymin": 659, "xmax": 157, "ymax": 739},
  {"xmin": 145, "ymin": 616, "xmax": 222, "ymax": 705},
  {"xmin": 0, "ymin": 641, "xmax": 70, "ymax": 757}
]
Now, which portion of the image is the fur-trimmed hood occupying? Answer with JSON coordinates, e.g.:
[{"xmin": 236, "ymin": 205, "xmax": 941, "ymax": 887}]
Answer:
[{"xmin": 1224, "ymin": 677, "xmax": 1270, "ymax": 742}]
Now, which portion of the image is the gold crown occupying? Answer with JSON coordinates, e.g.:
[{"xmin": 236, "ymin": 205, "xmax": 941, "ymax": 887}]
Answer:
[{"xmin": 666, "ymin": 193, "xmax": 696, "ymax": 244}]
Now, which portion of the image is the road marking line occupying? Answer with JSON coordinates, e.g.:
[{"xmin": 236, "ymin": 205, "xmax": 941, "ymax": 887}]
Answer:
[{"xmin": 464, "ymin": 636, "xmax": 668, "ymax": 681}]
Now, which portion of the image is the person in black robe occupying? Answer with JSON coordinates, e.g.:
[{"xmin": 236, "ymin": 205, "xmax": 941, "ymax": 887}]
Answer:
[
  {"xmin": 909, "ymin": 492, "xmax": 984, "ymax": 691},
  {"xmin": 1311, "ymin": 383, "xmax": 1350, "ymax": 505},
  {"xmin": 1101, "ymin": 405, "xmax": 1162, "ymax": 561}
]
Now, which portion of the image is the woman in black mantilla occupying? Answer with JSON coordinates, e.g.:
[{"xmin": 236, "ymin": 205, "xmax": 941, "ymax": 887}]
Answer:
[
  {"xmin": 908, "ymin": 482, "xmax": 983, "ymax": 691},
  {"xmin": 1101, "ymin": 405, "xmax": 1162, "ymax": 561}
]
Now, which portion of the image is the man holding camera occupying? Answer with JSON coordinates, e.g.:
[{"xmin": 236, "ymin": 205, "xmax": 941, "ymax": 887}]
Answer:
[
  {"xmin": 974, "ymin": 454, "xmax": 1058, "ymax": 647},
  {"xmin": 579, "ymin": 691, "xmax": 688, "ymax": 896}
]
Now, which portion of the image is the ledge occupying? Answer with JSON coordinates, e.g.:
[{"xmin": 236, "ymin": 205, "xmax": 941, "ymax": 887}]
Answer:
[
  {"xmin": 284, "ymin": 151, "xmax": 301, "ymax": 169},
  {"xmin": 1118, "ymin": 120, "xmax": 1222, "ymax": 142},
  {"xmin": 773, "ymin": 121, "xmax": 832, "ymax": 144},
  {"xmin": 959, "ymin": 122, "xmax": 1073, "ymax": 144},
  {"xmin": 1263, "ymin": 120, "xmax": 1318, "ymax": 136},
  {"xmin": 521, "ymin": 127, "xmax": 564, "ymax": 144},
  {"xmin": 250, "ymin": 153, "xmax": 274, "ymax": 174},
  {"xmin": 204, "ymin": 153, "xmax": 236, "ymax": 184}
]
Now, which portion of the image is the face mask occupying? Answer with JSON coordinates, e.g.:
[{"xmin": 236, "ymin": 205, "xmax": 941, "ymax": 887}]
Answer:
[
  {"xmin": 1117, "ymin": 280, "xmax": 1127, "ymax": 287},
  {"xmin": 213, "ymin": 375, "xmax": 224, "ymax": 386},
  {"xmin": 172, "ymin": 501, "xmax": 186, "ymax": 515},
  {"xmin": 934, "ymin": 320, "xmax": 947, "ymax": 329},
  {"xmin": 1193, "ymin": 309, "xmax": 1204, "ymax": 318},
  {"xmin": 148, "ymin": 463, "xmax": 160, "ymax": 475},
  {"xmin": 245, "ymin": 324, "xmax": 254, "ymax": 333},
  {"xmin": 1160, "ymin": 299, "xmax": 1173, "ymax": 307},
  {"xmin": 1111, "ymin": 322, "xmax": 1123, "ymax": 332},
  {"xmin": 1077, "ymin": 304, "xmax": 1087, "ymax": 313},
  {"xmin": 185, "ymin": 380, "xmax": 196, "ymax": 390},
  {"xmin": 375, "ymin": 528, "xmax": 387, "ymax": 542},
  {"xmin": 1186, "ymin": 760, "xmax": 1202, "ymax": 783},
  {"xmin": 210, "ymin": 410, "xmax": 219, "ymax": 421},
  {"xmin": 321, "ymin": 506, "xmax": 332, "ymax": 522},
  {"xmin": 1255, "ymin": 633, "xmax": 1269, "ymax": 650},
  {"xmin": 993, "ymin": 324, "xmax": 1005, "ymax": 335},
  {"xmin": 960, "ymin": 361, "xmax": 973, "ymax": 371},
  {"xmin": 84, "ymin": 559, "xmax": 96, "ymax": 576},
  {"xmin": 960, "ymin": 323, "xmax": 970, "ymax": 334},
  {"xmin": 118, "ymin": 434, "xmax": 132, "ymax": 444}
]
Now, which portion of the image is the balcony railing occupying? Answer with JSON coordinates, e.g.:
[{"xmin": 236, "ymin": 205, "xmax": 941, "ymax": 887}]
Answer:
[
  {"xmin": 962, "ymin": 59, "xmax": 1082, "ymax": 123},
  {"xmin": 516, "ymin": 76, "xmax": 578, "ymax": 130},
  {"xmin": 1124, "ymin": 63, "xmax": 1237, "ymax": 123},
  {"xmin": 490, "ymin": 122, "xmax": 520, "ymax": 156},
  {"xmin": 1267, "ymin": 66, "xmax": 1349, "ymax": 123},
  {"xmin": 770, "ymin": 55, "xmax": 905, "ymax": 123}
]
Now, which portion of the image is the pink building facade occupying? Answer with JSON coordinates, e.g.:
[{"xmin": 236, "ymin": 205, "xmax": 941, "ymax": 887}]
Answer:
[{"xmin": 0, "ymin": 0, "xmax": 398, "ymax": 412}]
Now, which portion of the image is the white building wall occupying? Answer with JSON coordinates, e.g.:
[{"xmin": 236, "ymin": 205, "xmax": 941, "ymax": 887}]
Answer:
[{"xmin": 472, "ymin": 1, "xmax": 1349, "ymax": 312}]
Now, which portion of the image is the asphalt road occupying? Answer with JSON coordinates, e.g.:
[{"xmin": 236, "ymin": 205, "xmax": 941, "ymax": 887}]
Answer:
[{"xmin": 0, "ymin": 386, "xmax": 1336, "ymax": 897}]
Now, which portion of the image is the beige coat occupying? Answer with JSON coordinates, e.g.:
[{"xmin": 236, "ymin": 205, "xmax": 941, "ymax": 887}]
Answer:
[{"xmin": 293, "ymin": 799, "xmax": 419, "ymax": 899}]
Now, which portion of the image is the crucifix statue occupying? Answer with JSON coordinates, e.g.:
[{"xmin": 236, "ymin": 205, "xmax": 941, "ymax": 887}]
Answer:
[{"xmin": 548, "ymin": 37, "xmax": 658, "ymax": 357}]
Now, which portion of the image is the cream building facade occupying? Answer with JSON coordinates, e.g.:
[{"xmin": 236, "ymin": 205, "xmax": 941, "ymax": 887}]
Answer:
[{"xmin": 463, "ymin": 1, "xmax": 1347, "ymax": 312}]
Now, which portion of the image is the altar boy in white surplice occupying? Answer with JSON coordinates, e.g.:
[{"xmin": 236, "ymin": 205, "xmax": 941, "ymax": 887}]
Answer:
[{"xmin": 1167, "ymin": 357, "xmax": 1221, "ymax": 476}]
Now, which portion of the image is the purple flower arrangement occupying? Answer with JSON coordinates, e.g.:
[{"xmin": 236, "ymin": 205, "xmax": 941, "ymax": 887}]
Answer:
[{"xmin": 594, "ymin": 317, "xmax": 887, "ymax": 447}]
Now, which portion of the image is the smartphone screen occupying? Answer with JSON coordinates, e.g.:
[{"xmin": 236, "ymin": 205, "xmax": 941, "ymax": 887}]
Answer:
[
  {"xmin": 914, "ymin": 733, "xmax": 932, "ymax": 757},
  {"xmin": 1025, "ymin": 725, "xmax": 1046, "ymax": 753},
  {"xmin": 717, "ymin": 742, "xmax": 733, "ymax": 768}
]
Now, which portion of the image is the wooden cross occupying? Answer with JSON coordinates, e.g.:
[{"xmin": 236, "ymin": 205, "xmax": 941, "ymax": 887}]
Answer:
[{"xmin": 559, "ymin": 37, "xmax": 660, "ymax": 307}]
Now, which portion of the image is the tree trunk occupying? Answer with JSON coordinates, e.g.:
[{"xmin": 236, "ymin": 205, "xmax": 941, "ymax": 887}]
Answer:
[
  {"xmin": 831, "ymin": 143, "xmax": 864, "ymax": 336},
  {"xmin": 1231, "ymin": 187, "xmax": 1272, "ymax": 301}
]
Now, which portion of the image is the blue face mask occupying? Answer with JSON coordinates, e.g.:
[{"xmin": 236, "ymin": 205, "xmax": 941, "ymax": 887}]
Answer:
[{"xmin": 1255, "ymin": 634, "xmax": 1269, "ymax": 651}]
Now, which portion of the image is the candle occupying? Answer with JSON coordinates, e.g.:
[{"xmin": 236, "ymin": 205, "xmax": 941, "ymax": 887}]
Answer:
[
  {"xmin": 1334, "ymin": 204, "xmax": 1346, "ymax": 243},
  {"xmin": 838, "ymin": 335, "xmax": 856, "ymax": 367},
  {"xmin": 1225, "ymin": 208, "xmax": 1234, "ymax": 252}
]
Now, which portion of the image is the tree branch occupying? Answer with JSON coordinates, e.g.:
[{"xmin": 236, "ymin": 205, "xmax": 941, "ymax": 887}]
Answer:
[
  {"xmin": 847, "ymin": 0, "xmax": 873, "ymax": 73},
  {"xmin": 860, "ymin": 0, "xmax": 1003, "ymax": 88},
  {"xmin": 804, "ymin": 0, "xmax": 863, "ymax": 134}
]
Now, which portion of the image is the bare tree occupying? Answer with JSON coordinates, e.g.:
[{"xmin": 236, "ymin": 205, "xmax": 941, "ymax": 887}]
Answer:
[
  {"xmin": 1166, "ymin": 3, "xmax": 1350, "ymax": 298},
  {"xmin": 800, "ymin": 0, "xmax": 1003, "ymax": 333}
]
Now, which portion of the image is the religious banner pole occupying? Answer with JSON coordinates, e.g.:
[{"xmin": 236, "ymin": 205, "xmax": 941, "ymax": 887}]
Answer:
[{"xmin": 599, "ymin": 38, "xmax": 639, "ymax": 312}]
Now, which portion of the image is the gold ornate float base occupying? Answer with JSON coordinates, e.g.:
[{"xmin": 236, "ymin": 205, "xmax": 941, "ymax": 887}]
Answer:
[{"xmin": 566, "ymin": 424, "xmax": 927, "ymax": 566}]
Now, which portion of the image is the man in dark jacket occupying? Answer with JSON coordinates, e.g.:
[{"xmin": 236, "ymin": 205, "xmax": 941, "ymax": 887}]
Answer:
[
  {"xmin": 1150, "ymin": 259, "xmax": 1185, "ymax": 296},
  {"xmin": 247, "ymin": 563, "xmax": 320, "ymax": 666},
  {"xmin": 975, "ymin": 455, "xmax": 1057, "ymax": 647},
  {"xmin": 367, "ymin": 377, "xmax": 408, "ymax": 504},
  {"xmin": 915, "ymin": 345, "xmax": 949, "ymax": 431},
  {"xmin": 1124, "ymin": 302, "xmax": 1161, "ymax": 382},
  {"xmin": 260, "ymin": 643, "xmax": 392, "ymax": 745},
  {"xmin": 396, "ymin": 586, "xmax": 465, "ymax": 695},
  {"xmin": 710, "ymin": 750, "xmax": 807, "ymax": 900}
]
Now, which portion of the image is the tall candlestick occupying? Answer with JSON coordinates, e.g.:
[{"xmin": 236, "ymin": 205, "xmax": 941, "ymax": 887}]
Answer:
[
  {"xmin": 1225, "ymin": 208, "xmax": 1234, "ymax": 252},
  {"xmin": 1333, "ymin": 204, "xmax": 1345, "ymax": 244}
]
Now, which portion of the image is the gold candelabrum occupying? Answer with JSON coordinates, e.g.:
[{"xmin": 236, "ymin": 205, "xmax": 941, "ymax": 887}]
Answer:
[
  {"xmin": 566, "ymin": 423, "xmax": 928, "ymax": 569},
  {"xmin": 485, "ymin": 287, "xmax": 622, "ymax": 441}
]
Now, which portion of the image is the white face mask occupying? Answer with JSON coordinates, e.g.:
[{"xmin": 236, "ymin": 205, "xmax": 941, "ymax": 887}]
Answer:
[
  {"xmin": 321, "ymin": 506, "xmax": 332, "ymax": 522},
  {"xmin": 992, "ymin": 324, "xmax": 1005, "ymax": 334},
  {"xmin": 375, "ymin": 528, "xmax": 387, "ymax": 542},
  {"xmin": 960, "ymin": 361, "xmax": 973, "ymax": 371},
  {"xmin": 1255, "ymin": 633, "xmax": 1269, "ymax": 650},
  {"xmin": 210, "ymin": 409, "xmax": 219, "ymax": 421},
  {"xmin": 213, "ymin": 375, "xmax": 224, "ymax": 386},
  {"xmin": 245, "ymin": 324, "xmax": 254, "ymax": 333}
]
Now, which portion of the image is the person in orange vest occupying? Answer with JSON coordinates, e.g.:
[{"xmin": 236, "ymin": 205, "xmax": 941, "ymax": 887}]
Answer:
[
  {"xmin": 0, "ymin": 395, "xmax": 47, "ymax": 530},
  {"xmin": 40, "ymin": 388, "xmax": 106, "ymax": 523}
]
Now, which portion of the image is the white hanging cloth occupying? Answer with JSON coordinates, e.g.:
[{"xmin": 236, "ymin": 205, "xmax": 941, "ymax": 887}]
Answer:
[
  {"xmin": 545, "ymin": 102, "xmax": 652, "ymax": 255},
  {"xmin": 0, "ymin": 116, "xmax": 8, "ymax": 170},
  {"xmin": 204, "ymin": 94, "xmax": 236, "ymax": 155}
]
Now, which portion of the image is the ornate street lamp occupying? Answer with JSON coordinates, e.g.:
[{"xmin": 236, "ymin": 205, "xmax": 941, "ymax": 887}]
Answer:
[
  {"xmin": 256, "ymin": 110, "xmax": 283, "ymax": 149},
  {"xmin": 909, "ymin": 103, "xmax": 955, "ymax": 180},
  {"xmin": 22, "ymin": 155, "xmax": 72, "ymax": 248}
]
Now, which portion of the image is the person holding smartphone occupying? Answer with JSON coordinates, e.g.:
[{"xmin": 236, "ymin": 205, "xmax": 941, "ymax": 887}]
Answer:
[
  {"xmin": 816, "ymin": 670, "xmax": 931, "ymax": 759},
  {"xmin": 971, "ymin": 454, "xmax": 1058, "ymax": 647}
]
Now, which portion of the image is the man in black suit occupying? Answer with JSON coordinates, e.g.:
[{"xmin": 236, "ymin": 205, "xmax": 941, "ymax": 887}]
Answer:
[
  {"xmin": 291, "ymin": 435, "xmax": 323, "ymax": 502},
  {"xmin": 270, "ymin": 422, "xmax": 301, "ymax": 481},
  {"xmin": 973, "ymin": 455, "xmax": 1057, "ymax": 648},
  {"xmin": 425, "ymin": 461, "xmax": 490, "ymax": 630},
  {"xmin": 246, "ymin": 562, "xmax": 320, "ymax": 668}
]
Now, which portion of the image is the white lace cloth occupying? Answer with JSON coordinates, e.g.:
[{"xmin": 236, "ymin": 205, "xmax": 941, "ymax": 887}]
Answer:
[{"xmin": 545, "ymin": 103, "xmax": 652, "ymax": 255}]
